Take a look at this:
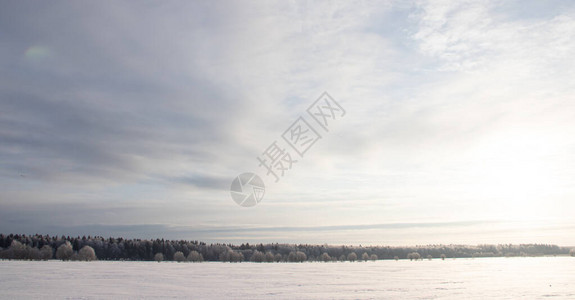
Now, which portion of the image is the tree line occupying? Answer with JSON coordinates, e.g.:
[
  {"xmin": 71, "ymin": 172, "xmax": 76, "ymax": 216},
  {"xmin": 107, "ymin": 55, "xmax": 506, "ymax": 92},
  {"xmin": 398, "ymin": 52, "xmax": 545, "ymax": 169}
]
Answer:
[{"xmin": 0, "ymin": 233, "xmax": 572, "ymax": 262}]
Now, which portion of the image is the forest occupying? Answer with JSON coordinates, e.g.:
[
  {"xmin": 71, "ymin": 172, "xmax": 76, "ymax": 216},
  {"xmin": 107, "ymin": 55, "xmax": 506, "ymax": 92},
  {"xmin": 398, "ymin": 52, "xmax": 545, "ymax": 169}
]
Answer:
[{"xmin": 0, "ymin": 233, "xmax": 573, "ymax": 262}]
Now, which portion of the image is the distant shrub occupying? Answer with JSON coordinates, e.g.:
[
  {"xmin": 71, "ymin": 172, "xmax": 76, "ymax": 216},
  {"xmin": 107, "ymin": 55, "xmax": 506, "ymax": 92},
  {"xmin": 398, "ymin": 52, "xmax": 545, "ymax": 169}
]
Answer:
[
  {"xmin": 339, "ymin": 255, "xmax": 346, "ymax": 262},
  {"xmin": 440, "ymin": 254, "xmax": 446, "ymax": 260},
  {"xmin": 394, "ymin": 256, "xmax": 399, "ymax": 261},
  {"xmin": 570, "ymin": 249, "xmax": 575, "ymax": 257},
  {"xmin": 265, "ymin": 252, "xmax": 275, "ymax": 263},
  {"xmin": 370, "ymin": 254, "xmax": 378, "ymax": 261},
  {"xmin": 427, "ymin": 255, "xmax": 433, "ymax": 260},
  {"xmin": 320, "ymin": 253, "xmax": 331, "ymax": 262},
  {"xmin": 154, "ymin": 253, "xmax": 164, "ymax": 262},
  {"xmin": 407, "ymin": 252, "xmax": 421, "ymax": 261}
]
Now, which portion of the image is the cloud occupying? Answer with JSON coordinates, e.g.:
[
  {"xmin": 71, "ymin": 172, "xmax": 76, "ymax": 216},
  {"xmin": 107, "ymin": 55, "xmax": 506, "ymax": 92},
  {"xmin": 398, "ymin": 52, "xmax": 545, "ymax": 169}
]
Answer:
[{"xmin": 1, "ymin": 1, "xmax": 575, "ymax": 245}]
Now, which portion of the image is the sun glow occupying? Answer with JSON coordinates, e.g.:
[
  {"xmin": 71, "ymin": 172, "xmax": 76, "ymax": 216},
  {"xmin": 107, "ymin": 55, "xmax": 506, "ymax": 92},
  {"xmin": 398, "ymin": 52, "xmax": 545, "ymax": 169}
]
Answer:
[{"xmin": 468, "ymin": 130, "xmax": 559, "ymax": 221}]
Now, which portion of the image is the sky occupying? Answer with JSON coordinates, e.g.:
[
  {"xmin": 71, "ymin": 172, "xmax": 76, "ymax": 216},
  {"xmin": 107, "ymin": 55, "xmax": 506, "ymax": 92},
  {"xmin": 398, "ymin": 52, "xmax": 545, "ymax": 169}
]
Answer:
[{"xmin": 1, "ymin": 0, "xmax": 574, "ymax": 246}]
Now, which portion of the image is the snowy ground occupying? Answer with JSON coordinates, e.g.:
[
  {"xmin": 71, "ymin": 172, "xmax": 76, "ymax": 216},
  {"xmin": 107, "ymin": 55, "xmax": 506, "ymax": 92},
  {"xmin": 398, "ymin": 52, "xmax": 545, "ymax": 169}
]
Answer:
[{"xmin": 1, "ymin": 257, "xmax": 574, "ymax": 299}]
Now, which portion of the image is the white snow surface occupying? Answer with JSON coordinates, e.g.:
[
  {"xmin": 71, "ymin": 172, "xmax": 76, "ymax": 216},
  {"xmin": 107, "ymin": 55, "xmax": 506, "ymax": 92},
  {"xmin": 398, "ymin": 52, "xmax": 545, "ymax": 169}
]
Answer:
[{"xmin": 1, "ymin": 257, "xmax": 574, "ymax": 299}]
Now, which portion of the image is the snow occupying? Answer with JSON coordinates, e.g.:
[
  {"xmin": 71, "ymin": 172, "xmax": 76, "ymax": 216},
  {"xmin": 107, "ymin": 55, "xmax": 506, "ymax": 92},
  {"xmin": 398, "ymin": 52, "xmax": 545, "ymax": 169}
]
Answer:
[{"xmin": 1, "ymin": 257, "xmax": 574, "ymax": 299}]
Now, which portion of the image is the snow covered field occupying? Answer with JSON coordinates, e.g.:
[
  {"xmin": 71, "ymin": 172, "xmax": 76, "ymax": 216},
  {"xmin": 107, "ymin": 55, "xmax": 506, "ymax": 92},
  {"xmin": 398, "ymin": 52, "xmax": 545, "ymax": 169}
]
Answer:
[{"xmin": 1, "ymin": 257, "xmax": 574, "ymax": 299}]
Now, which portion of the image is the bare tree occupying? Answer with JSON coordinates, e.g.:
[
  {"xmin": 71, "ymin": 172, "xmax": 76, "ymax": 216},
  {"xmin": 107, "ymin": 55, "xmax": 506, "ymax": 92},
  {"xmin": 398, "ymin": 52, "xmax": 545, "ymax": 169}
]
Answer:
[
  {"xmin": 370, "ymin": 254, "xmax": 378, "ymax": 261},
  {"xmin": 570, "ymin": 249, "xmax": 575, "ymax": 257},
  {"xmin": 339, "ymin": 255, "xmax": 346, "ymax": 262},
  {"xmin": 427, "ymin": 255, "xmax": 433, "ymax": 261},
  {"xmin": 154, "ymin": 253, "xmax": 164, "ymax": 262},
  {"xmin": 441, "ymin": 254, "xmax": 446, "ymax": 260},
  {"xmin": 320, "ymin": 253, "xmax": 331, "ymax": 262},
  {"xmin": 394, "ymin": 256, "xmax": 399, "ymax": 261},
  {"xmin": 407, "ymin": 252, "xmax": 421, "ymax": 261}
]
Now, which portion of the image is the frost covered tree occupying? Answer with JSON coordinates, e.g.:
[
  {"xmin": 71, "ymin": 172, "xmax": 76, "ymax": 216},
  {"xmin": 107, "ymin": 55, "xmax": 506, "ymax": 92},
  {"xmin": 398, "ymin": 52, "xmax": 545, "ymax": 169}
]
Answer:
[
  {"xmin": 187, "ymin": 250, "xmax": 203, "ymax": 262},
  {"xmin": 173, "ymin": 251, "xmax": 185, "ymax": 262},
  {"xmin": 220, "ymin": 250, "xmax": 243, "ymax": 263},
  {"xmin": 296, "ymin": 251, "xmax": 307, "ymax": 262},
  {"xmin": 370, "ymin": 254, "xmax": 378, "ymax": 261},
  {"xmin": 235, "ymin": 252, "xmax": 245, "ymax": 262},
  {"xmin": 40, "ymin": 245, "xmax": 53, "ymax": 260},
  {"xmin": 219, "ymin": 250, "xmax": 231, "ymax": 262},
  {"xmin": 250, "ymin": 250, "xmax": 265, "ymax": 262},
  {"xmin": 56, "ymin": 242, "xmax": 74, "ymax": 261},
  {"xmin": 320, "ymin": 253, "xmax": 331, "ymax": 262},
  {"xmin": 274, "ymin": 253, "xmax": 282, "ymax": 262},
  {"xmin": 154, "ymin": 253, "xmax": 164, "ymax": 262},
  {"xmin": 0, "ymin": 234, "xmax": 569, "ymax": 262},
  {"xmin": 361, "ymin": 252, "xmax": 369, "ymax": 261},
  {"xmin": 28, "ymin": 247, "xmax": 42, "ymax": 260},
  {"xmin": 287, "ymin": 251, "xmax": 307, "ymax": 262},
  {"xmin": 407, "ymin": 252, "xmax": 421, "ymax": 261},
  {"xmin": 78, "ymin": 246, "xmax": 97, "ymax": 261},
  {"xmin": 347, "ymin": 252, "xmax": 357, "ymax": 262},
  {"xmin": 8, "ymin": 240, "xmax": 27, "ymax": 260}
]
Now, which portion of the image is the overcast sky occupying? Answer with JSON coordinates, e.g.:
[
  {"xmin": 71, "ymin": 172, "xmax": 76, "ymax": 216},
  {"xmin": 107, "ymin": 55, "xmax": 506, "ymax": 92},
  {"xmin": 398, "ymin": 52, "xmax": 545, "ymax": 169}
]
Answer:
[{"xmin": 1, "ymin": 0, "xmax": 574, "ymax": 246}]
